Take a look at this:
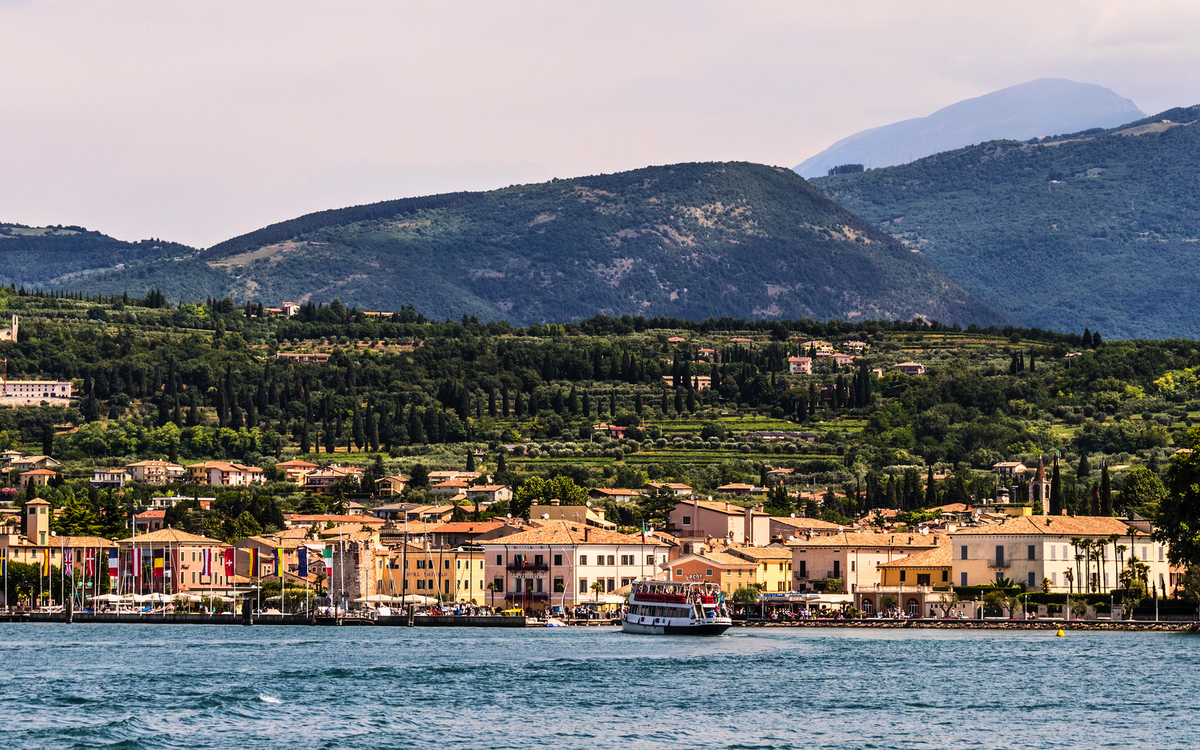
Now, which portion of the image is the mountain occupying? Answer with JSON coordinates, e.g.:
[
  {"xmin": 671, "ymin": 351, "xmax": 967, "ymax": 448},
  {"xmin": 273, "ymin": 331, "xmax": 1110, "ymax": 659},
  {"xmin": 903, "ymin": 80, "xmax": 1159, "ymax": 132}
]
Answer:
[
  {"xmin": 0, "ymin": 223, "xmax": 197, "ymax": 290},
  {"xmin": 66, "ymin": 162, "xmax": 1009, "ymax": 326},
  {"xmin": 811, "ymin": 105, "xmax": 1200, "ymax": 339},
  {"xmin": 795, "ymin": 79, "xmax": 1144, "ymax": 178}
]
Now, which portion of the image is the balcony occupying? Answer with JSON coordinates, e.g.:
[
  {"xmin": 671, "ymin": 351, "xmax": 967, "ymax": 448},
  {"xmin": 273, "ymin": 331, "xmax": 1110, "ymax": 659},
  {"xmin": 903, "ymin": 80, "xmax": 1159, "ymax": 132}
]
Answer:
[
  {"xmin": 506, "ymin": 563, "xmax": 549, "ymax": 572},
  {"xmin": 987, "ymin": 558, "xmax": 1011, "ymax": 569},
  {"xmin": 505, "ymin": 592, "xmax": 549, "ymax": 601}
]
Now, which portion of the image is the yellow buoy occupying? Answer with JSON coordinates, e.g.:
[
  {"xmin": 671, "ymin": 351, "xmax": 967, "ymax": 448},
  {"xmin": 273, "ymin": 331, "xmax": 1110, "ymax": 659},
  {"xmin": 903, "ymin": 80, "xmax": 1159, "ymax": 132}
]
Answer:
[{"xmin": 1056, "ymin": 629, "xmax": 1065, "ymax": 637}]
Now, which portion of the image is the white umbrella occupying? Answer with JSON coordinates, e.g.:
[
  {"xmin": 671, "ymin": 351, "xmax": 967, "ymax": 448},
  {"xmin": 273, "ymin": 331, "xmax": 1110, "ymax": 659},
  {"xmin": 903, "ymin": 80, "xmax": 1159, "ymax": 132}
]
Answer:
[
  {"xmin": 91, "ymin": 594, "xmax": 125, "ymax": 603},
  {"xmin": 355, "ymin": 594, "xmax": 395, "ymax": 603},
  {"xmin": 397, "ymin": 594, "xmax": 435, "ymax": 605},
  {"xmin": 131, "ymin": 594, "xmax": 154, "ymax": 603}
]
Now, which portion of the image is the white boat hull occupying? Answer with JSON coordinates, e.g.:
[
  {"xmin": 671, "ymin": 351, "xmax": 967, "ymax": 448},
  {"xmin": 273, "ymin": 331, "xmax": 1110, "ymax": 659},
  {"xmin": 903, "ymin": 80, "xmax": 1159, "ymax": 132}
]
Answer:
[{"xmin": 621, "ymin": 615, "xmax": 732, "ymax": 636}]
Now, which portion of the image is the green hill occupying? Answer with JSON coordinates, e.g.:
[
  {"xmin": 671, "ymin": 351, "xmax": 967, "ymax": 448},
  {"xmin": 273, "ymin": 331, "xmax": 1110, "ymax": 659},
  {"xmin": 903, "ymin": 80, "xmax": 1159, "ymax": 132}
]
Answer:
[
  {"xmin": 812, "ymin": 105, "xmax": 1200, "ymax": 339},
  {"xmin": 0, "ymin": 223, "xmax": 198, "ymax": 290},
  {"xmin": 71, "ymin": 162, "xmax": 1008, "ymax": 326}
]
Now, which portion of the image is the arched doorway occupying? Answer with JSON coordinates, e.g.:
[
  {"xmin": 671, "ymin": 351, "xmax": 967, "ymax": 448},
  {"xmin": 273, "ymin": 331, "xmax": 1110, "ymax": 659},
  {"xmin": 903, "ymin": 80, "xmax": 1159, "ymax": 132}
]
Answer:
[
  {"xmin": 861, "ymin": 598, "xmax": 873, "ymax": 615},
  {"xmin": 907, "ymin": 598, "xmax": 920, "ymax": 616}
]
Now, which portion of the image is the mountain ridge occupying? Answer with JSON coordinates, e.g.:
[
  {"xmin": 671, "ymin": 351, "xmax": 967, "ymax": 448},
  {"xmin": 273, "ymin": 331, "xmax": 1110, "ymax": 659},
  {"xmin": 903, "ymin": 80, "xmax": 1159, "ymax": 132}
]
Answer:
[
  {"xmin": 25, "ymin": 162, "xmax": 1011, "ymax": 327},
  {"xmin": 795, "ymin": 78, "xmax": 1144, "ymax": 178},
  {"xmin": 812, "ymin": 105, "xmax": 1200, "ymax": 339}
]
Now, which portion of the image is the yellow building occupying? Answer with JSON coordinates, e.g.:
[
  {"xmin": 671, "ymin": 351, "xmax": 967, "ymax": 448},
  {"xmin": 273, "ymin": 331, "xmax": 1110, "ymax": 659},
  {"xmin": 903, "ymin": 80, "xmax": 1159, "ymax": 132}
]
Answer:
[
  {"xmin": 855, "ymin": 544, "xmax": 953, "ymax": 617},
  {"xmin": 727, "ymin": 546, "xmax": 794, "ymax": 592},
  {"xmin": 372, "ymin": 545, "xmax": 488, "ymax": 604}
]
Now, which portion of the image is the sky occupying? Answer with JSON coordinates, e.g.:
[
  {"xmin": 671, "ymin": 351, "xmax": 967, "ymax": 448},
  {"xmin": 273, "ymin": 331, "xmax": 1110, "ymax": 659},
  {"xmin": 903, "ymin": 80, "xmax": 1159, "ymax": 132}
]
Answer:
[{"xmin": 2, "ymin": 1, "xmax": 1199, "ymax": 248}]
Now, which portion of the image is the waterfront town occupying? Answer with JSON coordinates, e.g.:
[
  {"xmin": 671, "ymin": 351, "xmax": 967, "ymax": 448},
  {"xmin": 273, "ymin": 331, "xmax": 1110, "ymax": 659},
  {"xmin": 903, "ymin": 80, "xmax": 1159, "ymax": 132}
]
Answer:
[
  {"xmin": 0, "ymin": 445, "xmax": 1186, "ymax": 625},
  {"xmin": 0, "ymin": 299, "xmax": 1194, "ymax": 627}
]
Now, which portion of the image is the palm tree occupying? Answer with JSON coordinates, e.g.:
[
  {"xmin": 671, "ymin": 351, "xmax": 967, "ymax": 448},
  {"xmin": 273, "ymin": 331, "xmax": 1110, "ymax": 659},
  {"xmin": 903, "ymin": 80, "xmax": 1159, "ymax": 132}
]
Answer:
[
  {"xmin": 1107, "ymin": 534, "xmax": 1121, "ymax": 593},
  {"xmin": 590, "ymin": 580, "xmax": 605, "ymax": 603},
  {"xmin": 486, "ymin": 582, "xmax": 499, "ymax": 610}
]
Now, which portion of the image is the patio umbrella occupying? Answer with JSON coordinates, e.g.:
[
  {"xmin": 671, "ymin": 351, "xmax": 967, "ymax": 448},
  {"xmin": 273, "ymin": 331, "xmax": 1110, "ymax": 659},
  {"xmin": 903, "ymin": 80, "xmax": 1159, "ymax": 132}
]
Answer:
[
  {"xmin": 131, "ymin": 594, "xmax": 154, "ymax": 603},
  {"xmin": 91, "ymin": 594, "xmax": 125, "ymax": 603},
  {"xmin": 397, "ymin": 594, "xmax": 435, "ymax": 605}
]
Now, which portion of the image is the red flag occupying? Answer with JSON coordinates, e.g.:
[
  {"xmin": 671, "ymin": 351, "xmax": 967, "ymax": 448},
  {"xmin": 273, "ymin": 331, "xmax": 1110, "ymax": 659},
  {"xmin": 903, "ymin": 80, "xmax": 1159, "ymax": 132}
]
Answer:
[
  {"xmin": 223, "ymin": 549, "xmax": 234, "ymax": 577},
  {"xmin": 85, "ymin": 549, "xmax": 96, "ymax": 577}
]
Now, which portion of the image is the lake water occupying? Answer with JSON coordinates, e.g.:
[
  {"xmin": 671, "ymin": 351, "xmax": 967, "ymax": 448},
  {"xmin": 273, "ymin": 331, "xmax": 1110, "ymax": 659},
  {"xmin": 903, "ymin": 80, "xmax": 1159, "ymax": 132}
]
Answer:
[{"xmin": 0, "ymin": 623, "xmax": 1195, "ymax": 749}]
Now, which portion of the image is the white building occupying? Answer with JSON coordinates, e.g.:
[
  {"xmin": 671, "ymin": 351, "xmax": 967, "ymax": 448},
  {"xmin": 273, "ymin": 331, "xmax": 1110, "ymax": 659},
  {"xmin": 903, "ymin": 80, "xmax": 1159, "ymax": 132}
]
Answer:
[{"xmin": 0, "ymin": 380, "xmax": 72, "ymax": 404}]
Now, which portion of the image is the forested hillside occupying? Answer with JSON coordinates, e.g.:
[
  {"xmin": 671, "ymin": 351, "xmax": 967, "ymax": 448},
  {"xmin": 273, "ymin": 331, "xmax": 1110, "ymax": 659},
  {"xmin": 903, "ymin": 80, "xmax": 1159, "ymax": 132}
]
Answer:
[
  {"xmin": 69, "ymin": 162, "xmax": 1008, "ymax": 327},
  {"xmin": 0, "ymin": 224, "xmax": 197, "ymax": 290},
  {"xmin": 1, "ymin": 288, "xmax": 1197, "ymax": 535},
  {"xmin": 813, "ymin": 105, "xmax": 1200, "ymax": 339}
]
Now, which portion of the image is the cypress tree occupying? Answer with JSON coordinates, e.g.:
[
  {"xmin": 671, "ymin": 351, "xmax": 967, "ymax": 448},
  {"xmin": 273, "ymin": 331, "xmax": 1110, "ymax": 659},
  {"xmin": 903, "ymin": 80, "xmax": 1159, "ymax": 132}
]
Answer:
[
  {"xmin": 924, "ymin": 465, "xmax": 937, "ymax": 508},
  {"xmin": 1100, "ymin": 463, "xmax": 1112, "ymax": 516},
  {"xmin": 1077, "ymin": 453, "xmax": 1090, "ymax": 479},
  {"xmin": 488, "ymin": 389, "xmax": 497, "ymax": 418},
  {"xmin": 353, "ymin": 405, "xmax": 365, "ymax": 451},
  {"xmin": 502, "ymin": 387, "xmax": 510, "ymax": 418},
  {"xmin": 1050, "ymin": 457, "xmax": 1062, "ymax": 516},
  {"xmin": 300, "ymin": 422, "xmax": 311, "ymax": 454},
  {"xmin": 582, "ymin": 391, "xmax": 591, "ymax": 418}
]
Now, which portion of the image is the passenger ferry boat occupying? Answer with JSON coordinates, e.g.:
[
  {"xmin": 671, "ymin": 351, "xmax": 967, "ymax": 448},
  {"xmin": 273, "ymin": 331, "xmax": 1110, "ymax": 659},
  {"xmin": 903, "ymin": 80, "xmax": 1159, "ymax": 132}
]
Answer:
[{"xmin": 622, "ymin": 579, "xmax": 732, "ymax": 635}]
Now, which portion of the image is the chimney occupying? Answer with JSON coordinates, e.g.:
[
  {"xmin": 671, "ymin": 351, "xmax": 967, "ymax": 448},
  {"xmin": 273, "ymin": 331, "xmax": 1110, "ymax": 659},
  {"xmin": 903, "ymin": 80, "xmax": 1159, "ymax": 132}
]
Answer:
[
  {"xmin": 745, "ymin": 506, "xmax": 753, "ymax": 546},
  {"xmin": 549, "ymin": 498, "xmax": 560, "ymax": 506},
  {"xmin": 725, "ymin": 502, "xmax": 730, "ymax": 511},
  {"xmin": 584, "ymin": 527, "xmax": 590, "ymax": 543}
]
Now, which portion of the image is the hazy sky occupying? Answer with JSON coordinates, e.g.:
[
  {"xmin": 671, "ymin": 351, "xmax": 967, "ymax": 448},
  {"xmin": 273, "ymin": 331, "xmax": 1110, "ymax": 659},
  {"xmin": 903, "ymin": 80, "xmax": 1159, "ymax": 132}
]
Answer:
[{"xmin": 3, "ymin": 1, "xmax": 1199, "ymax": 247}]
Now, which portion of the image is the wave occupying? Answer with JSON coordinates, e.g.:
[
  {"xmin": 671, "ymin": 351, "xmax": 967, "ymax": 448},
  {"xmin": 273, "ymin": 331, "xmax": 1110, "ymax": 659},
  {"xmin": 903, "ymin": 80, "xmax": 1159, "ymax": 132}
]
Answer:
[{"xmin": 258, "ymin": 694, "xmax": 282, "ymax": 704}]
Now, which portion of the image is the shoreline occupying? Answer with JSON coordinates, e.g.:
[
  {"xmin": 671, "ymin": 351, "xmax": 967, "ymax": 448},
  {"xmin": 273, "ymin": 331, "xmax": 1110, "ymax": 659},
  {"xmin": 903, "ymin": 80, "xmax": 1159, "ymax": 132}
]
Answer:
[
  {"xmin": 1, "ymin": 611, "xmax": 1197, "ymax": 632},
  {"xmin": 734, "ymin": 619, "xmax": 1200, "ymax": 632}
]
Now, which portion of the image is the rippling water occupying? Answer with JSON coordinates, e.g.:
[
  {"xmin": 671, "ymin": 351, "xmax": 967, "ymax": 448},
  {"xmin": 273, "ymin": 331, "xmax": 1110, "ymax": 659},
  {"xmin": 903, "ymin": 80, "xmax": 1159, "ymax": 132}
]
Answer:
[{"xmin": 0, "ymin": 623, "xmax": 1195, "ymax": 749}]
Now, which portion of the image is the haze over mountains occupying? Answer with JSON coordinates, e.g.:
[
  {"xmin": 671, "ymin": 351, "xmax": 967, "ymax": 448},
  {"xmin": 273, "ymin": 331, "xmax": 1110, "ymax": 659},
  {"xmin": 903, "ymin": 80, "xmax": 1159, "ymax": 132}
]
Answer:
[
  {"xmin": 794, "ymin": 79, "xmax": 1144, "ymax": 178},
  {"xmin": 12, "ymin": 163, "xmax": 1004, "ymax": 327},
  {"xmin": 813, "ymin": 105, "xmax": 1200, "ymax": 340}
]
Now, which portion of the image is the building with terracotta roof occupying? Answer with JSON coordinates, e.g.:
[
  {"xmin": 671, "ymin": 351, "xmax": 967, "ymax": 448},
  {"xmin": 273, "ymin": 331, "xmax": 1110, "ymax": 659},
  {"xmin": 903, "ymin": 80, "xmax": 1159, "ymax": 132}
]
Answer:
[
  {"xmin": 377, "ymin": 475, "xmax": 410, "ymax": 497},
  {"xmin": 125, "ymin": 460, "xmax": 186, "ymax": 485},
  {"xmin": 186, "ymin": 461, "xmax": 265, "ymax": 486},
  {"xmin": 90, "ymin": 468, "xmax": 129, "ymax": 489},
  {"xmin": 854, "ymin": 544, "xmax": 954, "ymax": 617},
  {"xmin": 788, "ymin": 531, "xmax": 941, "ymax": 593},
  {"xmin": 667, "ymin": 550, "xmax": 758, "ymax": 594},
  {"xmin": 283, "ymin": 513, "xmax": 386, "ymax": 530},
  {"xmin": 430, "ymin": 520, "xmax": 526, "ymax": 548},
  {"xmin": 587, "ymin": 487, "xmax": 642, "ymax": 503},
  {"xmin": 892, "ymin": 361, "xmax": 926, "ymax": 376},
  {"xmin": 787, "ymin": 356, "xmax": 812, "ymax": 374},
  {"xmin": 948, "ymin": 514, "xmax": 1170, "ymax": 593},
  {"xmin": 20, "ymin": 469, "xmax": 57, "ymax": 489},
  {"xmin": 668, "ymin": 498, "xmax": 770, "ymax": 546},
  {"xmin": 727, "ymin": 546, "xmax": 794, "ymax": 592},
  {"xmin": 431, "ymin": 478, "xmax": 470, "ymax": 495},
  {"xmin": 134, "ymin": 509, "xmax": 167, "ymax": 533},
  {"xmin": 768, "ymin": 515, "xmax": 844, "ymax": 541},
  {"xmin": 529, "ymin": 502, "xmax": 615, "ymax": 529},
  {"xmin": 116, "ymin": 527, "xmax": 233, "ymax": 595},
  {"xmin": 465, "ymin": 484, "xmax": 512, "ymax": 504},
  {"xmin": 275, "ymin": 459, "xmax": 319, "ymax": 484},
  {"xmin": 9, "ymin": 455, "xmax": 61, "ymax": 473},
  {"xmin": 480, "ymin": 521, "xmax": 667, "ymax": 613}
]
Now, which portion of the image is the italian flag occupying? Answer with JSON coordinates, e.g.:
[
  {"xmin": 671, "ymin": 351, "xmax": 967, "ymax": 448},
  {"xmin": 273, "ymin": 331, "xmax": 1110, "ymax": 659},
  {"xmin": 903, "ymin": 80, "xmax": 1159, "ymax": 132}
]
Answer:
[{"xmin": 323, "ymin": 547, "xmax": 333, "ymax": 574}]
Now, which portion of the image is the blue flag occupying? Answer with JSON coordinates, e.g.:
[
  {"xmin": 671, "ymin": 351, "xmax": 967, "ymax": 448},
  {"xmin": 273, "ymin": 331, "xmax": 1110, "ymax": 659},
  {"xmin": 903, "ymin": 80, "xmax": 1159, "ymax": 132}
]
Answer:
[{"xmin": 297, "ymin": 547, "xmax": 308, "ymax": 578}]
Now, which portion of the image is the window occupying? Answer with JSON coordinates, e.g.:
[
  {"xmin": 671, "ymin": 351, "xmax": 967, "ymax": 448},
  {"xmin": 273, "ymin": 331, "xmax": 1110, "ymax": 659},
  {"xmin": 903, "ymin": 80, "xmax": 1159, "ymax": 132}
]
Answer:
[
  {"xmin": 554, "ymin": 554, "xmax": 562, "ymax": 566},
  {"xmin": 620, "ymin": 555, "xmax": 634, "ymax": 565},
  {"xmin": 1051, "ymin": 572, "xmax": 1057, "ymax": 585},
  {"xmin": 1028, "ymin": 571, "xmax": 1036, "ymax": 588},
  {"xmin": 1159, "ymin": 546, "xmax": 1164, "ymax": 562},
  {"xmin": 1142, "ymin": 546, "xmax": 1148, "ymax": 560},
  {"xmin": 456, "ymin": 560, "xmax": 461, "ymax": 570},
  {"xmin": 1028, "ymin": 545, "xmax": 1036, "ymax": 560},
  {"xmin": 496, "ymin": 554, "xmax": 502, "ymax": 565},
  {"xmin": 579, "ymin": 555, "xmax": 588, "ymax": 566},
  {"xmin": 416, "ymin": 559, "xmax": 425, "ymax": 570},
  {"xmin": 682, "ymin": 515, "xmax": 691, "ymax": 526},
  {"xmin": 494, "ymin": 577, "xmax": 503, "ymax": 592},
  {"xmin": 941, "ymin": 571, "xmax": 948, "ymax": 582},
  {"xmin": 607, "ymin": 555, "xmax": 615, "ymax": 566},
  {"xmin": 899, "ymin": 570, "xmax": 906, "ymax": 582},
  {"xmin": 676, "ymin": 568, "xmax": 684, "ymax": 576},
  {"xmin": 534, "ymin": 555, "xmax": 544, "ymax": 566},
  {"xmin": 646, "ymin": 555, "xmax": 654, "ymax": 565},
  {"xmin": 961, "ymin": 572, "xmax": 968, "ymax": 586},
  {"xmin": 579, "ymin": 578, "xmax": 588, "ymax": 594},
  {"xmin": 850, "ymin": 561, "xmax": 855, "ymax": 572},
  {"xmin": 606, "ymin": 578, "xmax": 615, "ymax": 592},
  {"xmin": 961, "ymin": 546, "xmax": 968, "ymax": 561},
  {"xmin": 705, "ymin": 568, "xmax": 713, "ymax": 576},
  {"xmin": 1050, "ymin": 546, "xmax": 1056, "ymax": 560},
  {"xmin": 553, "ymin": 577, "xmax": 563, "ymax": 592},
  {"xmin": 798, "ymin": 561, "xmax": 807, "ymax": 578},
  {"xmin": 479, "ymin": 560, "xmax": 484, "ymax": 569}
]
